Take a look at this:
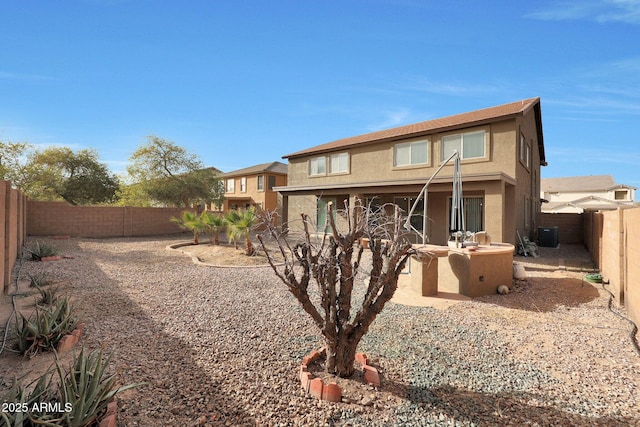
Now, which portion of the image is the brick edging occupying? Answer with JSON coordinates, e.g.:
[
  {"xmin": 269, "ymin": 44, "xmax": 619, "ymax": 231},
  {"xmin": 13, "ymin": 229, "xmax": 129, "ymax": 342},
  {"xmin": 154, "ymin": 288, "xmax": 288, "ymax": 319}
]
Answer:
[
  {"xmin": 99, "ymin": 401, "xmax": 118, "ymax": 427},
  {"xmin": 56, "ymin": 323, "xmax": 84, "ymax": 353},
  {"xmin": 299, "ymin": 348, "xmax": 381, "ymax": 402}
]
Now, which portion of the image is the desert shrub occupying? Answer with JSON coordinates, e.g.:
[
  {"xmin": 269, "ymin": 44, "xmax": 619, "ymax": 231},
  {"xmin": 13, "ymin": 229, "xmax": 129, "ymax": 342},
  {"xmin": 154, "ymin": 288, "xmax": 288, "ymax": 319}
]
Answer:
[
  {"xmin": 28, "ymin": 272, "xmax": 53, "ymax": 288},
  {"xmin": 15, "ymin": 295, "xmax": 78, "ymax": 357},
  {"xmin": 0, "ymin": 347, "xmax": 144, "ymax": 426},
  {"xmin": 27, "ymin": 241, "xmax": 58, "ymax": 261}
]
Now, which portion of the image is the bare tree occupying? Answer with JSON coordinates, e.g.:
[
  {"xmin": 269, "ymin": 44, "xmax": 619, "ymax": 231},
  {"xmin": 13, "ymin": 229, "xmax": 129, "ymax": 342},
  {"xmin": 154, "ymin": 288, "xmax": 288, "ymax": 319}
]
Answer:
[{"xmin": 258, "ymin": 198, "xmax": 415, "ymax": 378}]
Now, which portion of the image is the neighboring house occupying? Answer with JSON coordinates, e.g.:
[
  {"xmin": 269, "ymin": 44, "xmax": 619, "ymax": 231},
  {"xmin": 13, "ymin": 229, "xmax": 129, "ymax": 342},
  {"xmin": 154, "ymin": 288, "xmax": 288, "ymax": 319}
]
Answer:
[
  {"xmin": 216, "ymin": 161, "xmax": 288, "ymax": 218},
  {"xmin": 541, "ymin": 175, "xmax": 636, "ymax": 213},
  {"xmin": 277, "ymin": 98, "xmax": 546, "ymax": 246}
]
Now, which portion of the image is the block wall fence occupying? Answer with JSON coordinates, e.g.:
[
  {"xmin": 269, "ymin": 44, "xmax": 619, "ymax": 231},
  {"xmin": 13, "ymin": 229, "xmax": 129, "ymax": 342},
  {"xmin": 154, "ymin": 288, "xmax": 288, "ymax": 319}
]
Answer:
[
  {"xmin": 26, "ymin": 200, "xmax": 192, "ymax": 238},
  {"xmin": 585, "ymin": 207, "xmax": 640, "ymax": 328},
  {"xmin": 1, "ymin": 181, "xmax": 27, "ymax": 293},
  {"xmin": 4, "ymin": 194, "xmax": 640, "ymax": 328}
]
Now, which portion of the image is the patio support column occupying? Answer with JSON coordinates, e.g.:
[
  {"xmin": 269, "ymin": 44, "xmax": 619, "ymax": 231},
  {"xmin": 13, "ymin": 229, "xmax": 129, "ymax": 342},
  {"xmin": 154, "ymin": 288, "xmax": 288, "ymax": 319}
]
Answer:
[{"xmin": 484, "ymin": 181, "xmax": 506, "ymax": 244}]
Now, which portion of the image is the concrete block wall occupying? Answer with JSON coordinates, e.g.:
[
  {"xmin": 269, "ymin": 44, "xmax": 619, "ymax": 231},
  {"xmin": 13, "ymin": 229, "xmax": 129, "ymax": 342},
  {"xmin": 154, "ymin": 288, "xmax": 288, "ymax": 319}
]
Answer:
[
  {"xmin": 2, "ymin": 180, "xmax": 27, "ymax": 293},
  {"xmin": 624, "ymin": 208, "xmax": 640, "ymax": 327},
  {"xmin": 585, "ymin": 207, "xmax": 640, "ymax": 327},
  {"xmin": 27, "ymin": 200, "xmax": 193, "ymax": 238},
  {"xmin": 600, "ymin": 209, "xmax": 624, "ymax": 304},
  {"xmin": 538, "ymin": 212, "xmax": 584, "ymax": 244}
]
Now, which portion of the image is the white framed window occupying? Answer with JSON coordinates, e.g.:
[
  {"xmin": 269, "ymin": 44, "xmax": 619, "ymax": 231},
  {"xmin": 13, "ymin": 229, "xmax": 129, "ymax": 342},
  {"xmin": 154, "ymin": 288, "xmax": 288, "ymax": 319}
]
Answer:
[
  {"xmin": 240, "ymin": 177, "xmax": 247, "ymax": 192},
  {"xmin": 329, "ymin": 152, "xmax": 349, "ymax": 174},
  {"xmin": 520, "ymin": 133, "xmax": 531, "ymax": 169},
  {"xmin": 394, "ymin": 140, "xmax": 428, "ymax": 167},
  {"xmin": 442, "ymin": 131, "xmax": 485, "ymax": 160},
  {"xmin": 257, "ymin": 175, "xmax": 264, "ymax": 191},
  {"xmin": 226, "ymin": 178, "xmax": 235, "ymax": 193},
  {"xmin": 309, "ymin": 156, "xmax": 326, "ymax": 176}
]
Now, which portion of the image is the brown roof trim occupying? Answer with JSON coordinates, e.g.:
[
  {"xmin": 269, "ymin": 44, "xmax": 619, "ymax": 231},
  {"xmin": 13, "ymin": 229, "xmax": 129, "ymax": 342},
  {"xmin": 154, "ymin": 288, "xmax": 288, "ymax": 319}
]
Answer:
[
  {"xmin": 274, "ymin": 172, "xmax": 515, "ymax": 194},
  {"xmin": 283, "ymin": 98, "xmax": 541, "ymax": 160},
  {"xmin": 221, "ymin": 161, "xmax": 288, "ymax": 178}
]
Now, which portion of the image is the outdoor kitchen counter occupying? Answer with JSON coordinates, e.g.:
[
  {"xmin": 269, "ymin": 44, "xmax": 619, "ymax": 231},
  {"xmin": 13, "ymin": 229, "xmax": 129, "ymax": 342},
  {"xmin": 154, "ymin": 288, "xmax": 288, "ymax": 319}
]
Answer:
[{"xmin": 409, "ymin": 243, "xmax": 515, "ymax": 298}]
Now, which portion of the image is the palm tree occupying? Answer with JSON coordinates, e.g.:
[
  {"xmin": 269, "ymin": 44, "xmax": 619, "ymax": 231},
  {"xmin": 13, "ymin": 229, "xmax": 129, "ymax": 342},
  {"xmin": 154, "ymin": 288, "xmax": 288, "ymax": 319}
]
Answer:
[
  {"xmin": 171, "ymin": 210, "xmax": 204, "ymax": 244},
  {"xmin": 224, "ymin": 207, "xmax": 258, "ymax": 255},
  {"xmin": 200, "ymin": 211, "xmax": 225, "ymax": 245}
]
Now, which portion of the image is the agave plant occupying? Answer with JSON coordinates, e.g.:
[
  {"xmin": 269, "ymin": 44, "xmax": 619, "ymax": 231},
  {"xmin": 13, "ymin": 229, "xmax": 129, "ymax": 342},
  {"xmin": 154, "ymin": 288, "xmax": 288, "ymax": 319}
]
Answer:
[
  {"xmin": 0, "ymin": 372, "xmax": 53, "ymax": 426},
  {"xmin": 28, "ymin": 272, "xmax": 52, "ymax": 288},
  {"xmin": 200, "ymin": 211, "xmax": 226, "ymax": 245},
  {"xmin": 15, "ymin": 296, "xmax": 78, "ymax": 358},
  {"xmin": 224, "ymin": 207, "xmax": 258, "ymax": 255},
  {"xmin": 37, "ymin": 285, "xmax": 60, "ymax": 306},
  {"xmin": 171, "ymin": 210, "xmax": 205, "ymax": 244},
  {"xmin": 53, "ymin": 347, "xmax": 145, "ymax": 427},
  {"xmin": 1, "ymin": 347, "xmax": 145, "ymax": 426},
  {"xmin": 27, "ymin": 241, "xmax": 58, "ymax": 261}
]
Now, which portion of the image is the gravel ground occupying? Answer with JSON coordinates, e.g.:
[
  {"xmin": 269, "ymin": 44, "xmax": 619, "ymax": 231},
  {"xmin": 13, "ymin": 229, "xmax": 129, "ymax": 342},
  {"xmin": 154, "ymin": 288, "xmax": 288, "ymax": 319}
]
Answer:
[{"xmin": 3, "ymin": 235, "xmax": 639, "ymax": 426}]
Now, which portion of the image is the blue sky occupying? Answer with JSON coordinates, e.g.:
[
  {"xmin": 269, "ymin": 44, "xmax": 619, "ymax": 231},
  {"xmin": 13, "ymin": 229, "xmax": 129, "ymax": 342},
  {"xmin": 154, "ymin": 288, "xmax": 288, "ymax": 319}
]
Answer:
[{"xmin": 1, "ymin": 1, "xmax": 639, "ymax": 199}]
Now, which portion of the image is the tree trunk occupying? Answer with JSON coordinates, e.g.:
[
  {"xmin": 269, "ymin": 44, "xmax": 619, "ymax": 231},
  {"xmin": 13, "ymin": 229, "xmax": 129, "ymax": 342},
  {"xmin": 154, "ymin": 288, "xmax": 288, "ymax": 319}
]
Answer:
[
  {"xmin": 326, "ymin": 334, "xmax": 359, "ymax": 378},
  {"xmin": 245, "ymin": 236, "xmax": 254, "ymax": 255}
]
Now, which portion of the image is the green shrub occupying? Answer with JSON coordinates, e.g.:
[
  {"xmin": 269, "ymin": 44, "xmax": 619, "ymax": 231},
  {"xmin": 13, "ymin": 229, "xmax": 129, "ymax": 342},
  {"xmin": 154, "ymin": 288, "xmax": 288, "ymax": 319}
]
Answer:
[
  {"xmin": 0, "ymin": 373, "xmax": 52, "ymax": 426},
  {"xmin": 36, "ymin": 285, "xmax": 60, "ymax": 306},
  {"xmin": 15, "ymin": 296, "xmax": 78, "ymax": 357},
  {"xmin": 27, "ymin": 241, "xmax": 58, "ymax": 261},
  {"xmin": 0, "ymin": 347, "xmax": 145, "ymax": 426},
  {"xmin": 28, "ymin": 272, "xmax": 53, "ymax": 288}
]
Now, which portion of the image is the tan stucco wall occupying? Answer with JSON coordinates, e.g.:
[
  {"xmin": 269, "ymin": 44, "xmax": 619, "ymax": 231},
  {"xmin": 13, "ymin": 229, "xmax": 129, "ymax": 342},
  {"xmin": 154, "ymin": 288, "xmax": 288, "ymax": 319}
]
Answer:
[
  {"xmin": 514, "ymin": 111, "xmax": 542, "ymax": 239},
  {"xmin": 224, "ymin": 173, "xmax": 287, "ymax": 213},
  {"xmin": 284, "ymin": 108, "xmax": 542, "ymax": 246},
  {"xmin": 435, "ymin": 245, "xmax": 514, "ymax": 297},
  {"xmin": 288, "ymin": 121, "xmax": 522, "ymax": 187}
]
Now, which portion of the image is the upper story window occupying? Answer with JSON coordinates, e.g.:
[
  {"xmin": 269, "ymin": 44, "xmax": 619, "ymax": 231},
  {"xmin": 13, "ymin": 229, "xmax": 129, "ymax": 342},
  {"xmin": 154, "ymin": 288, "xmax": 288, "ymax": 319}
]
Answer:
[
  {"xmin": 442, "ymin": 130, "xmax": 485, "ymax": 160},
  {"xmin": 615, "ymin": 190, "xmax": 629, "ymax": 200},
  {"xmin": 329, "ymin": 152, "xmax": 349, "ymax": 174},
  {"xmin": 226, "ymin": 178, "xmax": 235, "ymax": 193},
  {"xmin": 394, "ymin": 140, "xmax": 428, "ymax": 167},
  {"xmin": 240, "ymin": 177, "xmax": 247, "ymax": 192},
  {"xmin": 520, "ymin": 133, "xmax": 531, "ymax": 169},
  {"xmin": 257, "ymin": 175, "xmax": 264, "ymax": 191},
  {"xmin": 268, "ymin": 175, "xmax": 276, "ymax": 190},
  {"xmin": 309, "ymin": 156, "xmax": 326, "ymax": 176}
]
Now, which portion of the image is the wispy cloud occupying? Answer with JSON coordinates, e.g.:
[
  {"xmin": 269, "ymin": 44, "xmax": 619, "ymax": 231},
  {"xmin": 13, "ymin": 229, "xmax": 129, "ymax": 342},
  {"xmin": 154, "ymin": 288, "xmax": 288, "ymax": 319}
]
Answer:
[
  {"xmin": 0, "ymin": 71, "xmax": 55, "ymax": 82},
  {"xmin": 548, "ymin": 147, "xmax": 640, "ymax": 166},
  {"xmin": 366, "ymin": 109, "xmax": 414, "ymax": 131},
  {"xmin": 527, "ymin": 0, "xmax": 640, "ymax": 24},
  {"xmin": 401, "ymin": 76, "xmax": 500, "ymax": 96}
]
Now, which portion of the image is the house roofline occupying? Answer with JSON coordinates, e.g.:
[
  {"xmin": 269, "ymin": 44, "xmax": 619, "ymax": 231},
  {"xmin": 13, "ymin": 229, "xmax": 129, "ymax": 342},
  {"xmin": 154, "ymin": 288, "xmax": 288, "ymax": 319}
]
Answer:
[
  {"xmin": 274, "ymin": 172, "xmax": 516, "ymax": 194},
  {"xmin": 282, "ymin": 97, "xmax": 543, "ymax": 161}
]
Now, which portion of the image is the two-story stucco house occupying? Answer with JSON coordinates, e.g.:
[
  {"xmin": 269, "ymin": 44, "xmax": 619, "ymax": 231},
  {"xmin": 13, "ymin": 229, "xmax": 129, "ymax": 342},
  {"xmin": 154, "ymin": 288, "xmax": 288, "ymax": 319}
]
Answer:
[
  {"xmin": 217, "ymin": 161, "xmax": 288, "ymax": 218},
  {"xmin": 541, "ymin": 175, "xmax": 636, "ymax": 213},
  {"xmin": 276, "ymin": 98, "xmax": 546, "ymax": 246}
]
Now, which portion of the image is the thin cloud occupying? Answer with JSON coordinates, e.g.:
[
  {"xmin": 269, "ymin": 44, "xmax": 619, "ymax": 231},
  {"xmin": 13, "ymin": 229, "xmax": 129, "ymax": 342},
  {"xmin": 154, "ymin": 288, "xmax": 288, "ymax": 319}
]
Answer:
[
  {"xmin": 0, "ymin": 71, "xmax": 55, "ymax": 82},
  {"xmin": 402, "ymin": 76, "xmax": 500, "ymax": 96},
  {"xmin": 366, "ymin": 109, "xmax": 414, "ymax": 132},
  {"xmin": 527, "ymin": 0, "xmax": 640, "ymax": 24},
  {"xmin": 548, "ymin": 147, "xmax": 640, "ymax": 166}
]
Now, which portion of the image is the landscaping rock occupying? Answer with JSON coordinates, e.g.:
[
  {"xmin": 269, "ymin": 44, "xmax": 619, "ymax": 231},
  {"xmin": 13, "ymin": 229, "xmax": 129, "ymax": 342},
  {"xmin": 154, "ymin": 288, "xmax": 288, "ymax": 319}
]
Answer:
[{"xmin": 3, "ymin": 237, "xmax": 638, "ymax": 426}]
